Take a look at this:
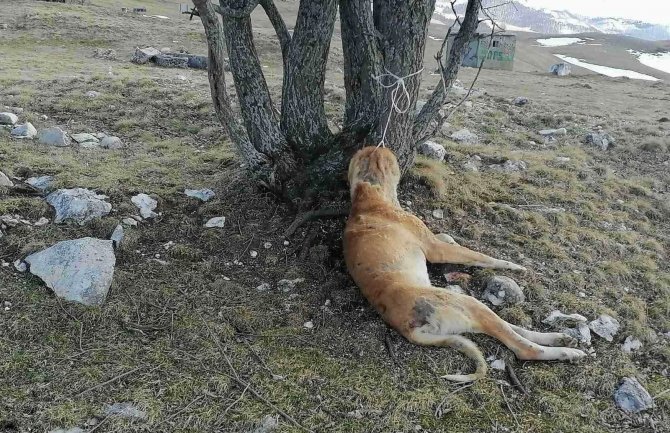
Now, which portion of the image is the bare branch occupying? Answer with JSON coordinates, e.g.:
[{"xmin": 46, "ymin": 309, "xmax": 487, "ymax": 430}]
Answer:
[
  {"xmin": 215, "ymin": 0, "xmax": 260, "ymax": 18},
  {"xmin": 449, "ymin": 0, "xmax": 463, "ymax": 26},
  {"xmin": 412, "ymin": 0, "xmax": 482, "ymax": 142},
  {"xmin": 259, "ymin": 0, "xmax": 291, "ymax": 67}
]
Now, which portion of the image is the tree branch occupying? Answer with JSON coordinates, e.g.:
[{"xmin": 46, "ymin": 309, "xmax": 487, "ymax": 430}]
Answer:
[
  {"xmin": 412, "ymin": 0, "xmax": 482, "ymax": 143},
  {"xmin": 281, "ymin": 0, "xmax": 337, "ymax": 155},
  {"xmin": 259, "ymin": 0, "xmax": 291, "ymax": 67}
]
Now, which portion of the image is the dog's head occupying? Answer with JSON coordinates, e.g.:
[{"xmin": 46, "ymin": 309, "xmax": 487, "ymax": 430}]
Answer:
[{"xmin": 348, "ymin": 146, "xmax": 401, "ymax": 206}]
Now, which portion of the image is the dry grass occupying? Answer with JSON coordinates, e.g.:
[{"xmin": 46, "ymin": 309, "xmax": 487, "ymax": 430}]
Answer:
[{"xmin": 1, "ymin": 1, "xmax": 669, "ymax": 432}]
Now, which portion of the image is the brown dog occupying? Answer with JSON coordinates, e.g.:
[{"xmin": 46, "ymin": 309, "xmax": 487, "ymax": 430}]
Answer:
[{"xmin": 344, "ymin": 146, "xmax": 585, "ymax": 382}]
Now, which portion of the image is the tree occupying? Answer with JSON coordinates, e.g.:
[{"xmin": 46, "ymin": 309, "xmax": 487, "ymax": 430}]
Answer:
[{"xmin": 192, "ymin": 0, "xmax": 484, "ymax": 197}]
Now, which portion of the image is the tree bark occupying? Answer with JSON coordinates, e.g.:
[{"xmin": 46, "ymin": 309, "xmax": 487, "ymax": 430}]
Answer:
[
  {"xmin": 193, "ymin": 0, "xmax": 272, "ymax": 180},
  {"xmin": 338, "ymin": 0, "xmax": 384, "ymax": 132},
  {"xmin": 372, "ymin": 0, "xmax": 437, "ymax": 173},
  {"xmin": 281, "ymin": 0, "xmax": 337, "ymax": 156}
]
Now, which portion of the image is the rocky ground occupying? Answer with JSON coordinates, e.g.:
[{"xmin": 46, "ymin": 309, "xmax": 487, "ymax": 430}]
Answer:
[{"xmin": 1, "ymin": 1, "xmax": 669, "ymax": 433}]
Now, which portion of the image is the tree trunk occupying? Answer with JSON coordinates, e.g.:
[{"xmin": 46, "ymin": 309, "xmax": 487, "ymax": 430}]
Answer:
[{"xmin": 194, "ymin": 0, "xmax": 483, "ymax": 197}]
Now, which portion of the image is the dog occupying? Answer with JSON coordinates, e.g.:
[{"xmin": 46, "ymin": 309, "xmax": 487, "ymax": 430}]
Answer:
[{"xmin": 343, "ymin": 146, "xmax": 586, "ymax": 382}]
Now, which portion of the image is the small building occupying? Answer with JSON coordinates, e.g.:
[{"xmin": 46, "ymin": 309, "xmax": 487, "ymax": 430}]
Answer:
[{"xmin": 446, "ymin": 33, "xmax": 516, "ymax": 71}]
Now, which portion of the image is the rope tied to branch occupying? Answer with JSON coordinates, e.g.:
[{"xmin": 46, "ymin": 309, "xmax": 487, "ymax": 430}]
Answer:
[{"xmin": 373, "ymin": 68, "xmax": 423, "ymax": 148}]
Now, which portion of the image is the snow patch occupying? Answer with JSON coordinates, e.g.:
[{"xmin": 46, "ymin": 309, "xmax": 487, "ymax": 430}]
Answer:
[
  {"xmin": 537, "ymin": 37, "xmax": 584, "ymax": 47},
  {"xmin": 554, "ymin": 54, "xmax": 659, "ymax": 81},
  {"xmin": 629, "ymin": 50, "xmax": 670, "ymax": 74}
]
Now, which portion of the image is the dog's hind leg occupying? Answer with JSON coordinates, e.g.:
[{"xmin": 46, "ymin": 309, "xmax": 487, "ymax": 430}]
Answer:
[
  {"xmin": 464, "ymin": 298, "xmax": 586, "ymax": 361},
  {"xmin": 508, "ymin": 324, "xmax": 578, "ymax": 347},
  {"xmin": 423, "ymin": 239, "xmax": 526, "ymax": 271}
]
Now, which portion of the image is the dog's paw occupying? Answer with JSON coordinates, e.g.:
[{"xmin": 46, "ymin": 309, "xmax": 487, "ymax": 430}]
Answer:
[
  {"xmin": 557, "ymin": 334, "xmax": 579, "ymax": 348},
  {"xmin": 563, "ymin": 348, "xmax": 587, "ymax": 362}
]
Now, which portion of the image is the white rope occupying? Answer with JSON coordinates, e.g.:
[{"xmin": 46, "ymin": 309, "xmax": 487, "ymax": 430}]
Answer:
[{"xmin": 373, "ymin": 67, "xmax": 423, "ymax": 148}]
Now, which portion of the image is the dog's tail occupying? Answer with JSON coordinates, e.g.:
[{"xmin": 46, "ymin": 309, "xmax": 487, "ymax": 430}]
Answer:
[{"xmin": 423, "ymin": 334, "xmax": 487, "ymax": 382}]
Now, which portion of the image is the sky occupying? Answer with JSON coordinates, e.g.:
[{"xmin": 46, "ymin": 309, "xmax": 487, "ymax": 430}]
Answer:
[{"xmin": 520, "ymin": 0, "xmax": 670, "ymax": 25}]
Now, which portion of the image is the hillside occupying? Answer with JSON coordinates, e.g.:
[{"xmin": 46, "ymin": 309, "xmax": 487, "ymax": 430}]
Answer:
[{"xmin": 1, "ymin": 1, "xmax": 669, "ymax": 433}]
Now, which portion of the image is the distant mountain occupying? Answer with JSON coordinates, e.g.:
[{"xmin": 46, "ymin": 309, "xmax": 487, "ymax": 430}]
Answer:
[{"xmin": 433, "ymin": 0, "xmax": 670, "ymax": 41}]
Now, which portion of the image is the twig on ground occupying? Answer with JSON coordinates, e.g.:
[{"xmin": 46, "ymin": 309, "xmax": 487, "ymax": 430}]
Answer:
[
  {"xmin": 283, "ymin": 207, "xmax": 349, "ymax": 238},
  {"xmin": 505, "ymin": 363, "xmax": 529, "ymax": 396},
  {"xmin": 434, "ymin": 382, "xmax": 474, "ymax": 418},
  {"xmin": 192, "ymin": 305, "xmax": 313, "ymax": 433},
  {"xmin": 86, "ymin": 415, "xmax": 110, "ymax": 433},
  {"xmin": 500, "ymin": 384, "xmax": 521, "ymax": 429},
  {"xmin": 221, "ymin": 383, "xmax": 250, "ymax": 418},
  {"xmin": 159, "ymin": 394, "xmax": 204, "ymax": 426},
  {"xmin": 73, "ymin": 365, "xmax": 145, "ymax": 398}
]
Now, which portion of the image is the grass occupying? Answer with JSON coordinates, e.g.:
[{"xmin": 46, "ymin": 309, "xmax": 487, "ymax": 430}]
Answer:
[{"xmin": 1, "ymin": 0, "xmax": 670, "ymax": 432}]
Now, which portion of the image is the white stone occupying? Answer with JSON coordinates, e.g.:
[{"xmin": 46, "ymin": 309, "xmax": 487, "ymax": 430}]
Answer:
[
  {"xmin": 614, "ymin": 378, "xmax": 654, "ymax": 413},
  {"xmin": 542, "ymin": 310, "xmax": 588, "ymax": 327},
  {"xmin": 539, "ymin": 128, "xmax": 567, "ymax": 136},
  {"xmin": 490, "ymin": 359, "xmax": 506, "ymax": 370},
  {"xmin": 621, "ymin": 336, "xmax": 642, "ymax": 353},
  {"xmin": 588, "ymin": 314, "xmax": 620, "ymax": 342},
  {"xmin": 46, "ymin": 188, "xmax": 112, "ymax": 225},
  {"xmin": 110, "ymin": 224, "xmax": 124, "ymax": 249},
  {"xmin": 100, "ymin": 136, "xmax": 123, "ymax": 149},
  {"xmin": 483, "ymin": 276, "xmax": 524, "ymax": 306},
  {"xmin": 185, "ymin": 188, "xmax": 215, "ymax": 202},
  {"xmin": 303, "ymin": 321, "xmax": 314, "ymax": 329},
  {"xmin": 450, "ymin": 128, "xmax": 478, "ymax": 144},
  {"xmin": 26, "ymin": 175, "xmax": 54, "ymax": 193},
  {"xmin": 278, "ymin": 278, "xmax": 304, "ymax": 292},
  {"xmin": 25, "ymin": 238, "xmax": 116, "ymax": 306},
  {"xmin": 71, "ymin": 133, "xmax": 99, "ymax": 144},
  {"xmin": 38, "ymin": 127, "xmax": 71, "ymax": 147},
  {"xmin": 131, "ymin": 193, "xmax": 158, "ymax": 219},
  {"xmin": 104, "ymin": 402, "xmax": 147, "ymax": 420},
  {"xmin": 0, "ymin": 112, "xmax": 18, "ymax": 125},
  {"xmin": 11, "ymin": 122, "xmax": 37, "ymax": 139},
  {"xmin": 432, "ymin": 209, "xmax": 444, "ymax": 219},
  {"xmin": 34, "ymin": 217, "xmax": 49, "ymax": 226},
  {"xmin": 122, "ymin": 217, "xmax": 138, "ymax": 227},
  {"xmin": 86, "ymin": 91, "xmax": 100, "ymax": 98},
  {"xmin": 0, "ymin": 171, "xmax": 13, "ymax": 187},
  {"xmin": 417, "ymin": 141, "xmax": 446, "ymax": 161},
  {"xmin": 204, "ymin": 217, "xmax": 225, "ymax": 228},
  {"xmin": 250, "ymin": 250, "xmax": 258, "ymax": 258},
  {"xmin": 13, "ymin": 259, "xmax": 27, "ymax": 272}
]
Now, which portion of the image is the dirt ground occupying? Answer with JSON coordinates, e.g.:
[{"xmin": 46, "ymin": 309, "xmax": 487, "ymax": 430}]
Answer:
[{"xmin": 1, "ymin": 1, "xmax": 669, "ymax": 432}]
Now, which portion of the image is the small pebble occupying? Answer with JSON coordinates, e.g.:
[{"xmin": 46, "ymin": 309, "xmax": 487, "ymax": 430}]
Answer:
[
  {"xmin": 250, "ymin": 250, "xmax": 258, "ymax": 258},
  {"xmin": 303, "ymin": 321, "xmax": 314, "ymax": 329}
]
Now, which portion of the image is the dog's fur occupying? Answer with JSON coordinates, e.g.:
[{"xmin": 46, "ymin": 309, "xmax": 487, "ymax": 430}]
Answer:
[{"xmin": 344, "ymin": 146, "xmax": 585, "ymax": 382}]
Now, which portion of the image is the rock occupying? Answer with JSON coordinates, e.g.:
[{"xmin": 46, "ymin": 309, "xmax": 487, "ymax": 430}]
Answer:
[
  {"xmin": 71, "ymin": 133, "xmax": 99, "ymax": 145},
  {"xmin": 303, "ymin": 321, "xmax": 314, "ymax": 329},
  {"xmin": 542, "ymin": 310, "xmax": 588, "ymax": 327},
  {"xmin": 445, "ymin": 285, "xmax": 464, "ymax": 294},
  {"xmin": 164, "ymin": 52, "xmax": 208, "ymax": 69},
  {"xmin": 554, "ymin": 156, "xmax": 571, "ymax": 163},
  {"xmin": 432, "ymin": 209, "xmax": 444, "ymax": 219},
  {"xmin": 25, "ymin": 238, "xmax": 116, "ymax": 306},
  {"xmin": 462, "ymin": 160, "xmax": 480, "ymax": 172},
  {"xmin": 512, "ymin": 96, "xmax": 528, "ymax": 106},
  {"xmin": 549, "ymin": 63, "xmax": 571, "ymax": 76},
  {"xmin": 588, "ymin": 314, "xmax": 620, "ymax": 342},
  {"xmin": 490, "ymin": 359, "xmax": 506, "ymax": 370},
  {"xmin": 205, "ymin": 216, "xmax": 226, "ymax": 228},
  {"xmin": 277, "ymin": 278, "xmax": 304, "ymax": 292},
  {"xmin": 131, "ymin": 46, "xmax": 161, "ymax": 64},
  {"xmin": 38, "ymin": 127, "xmax": 71, "ymax": 147},
  {"xmin": 489, "ymin": 160, "xmax": 527, "ymax": 173},
  {"xmin": 131, "ymin": 193, "xmax": 158, "ymax": 219},
  {"xmin": 251, "ymin": 415, "xmax": 279, "ymax": 433},
  {"xmin": 85, "ymin": 91, "xmax": 100, "ymax": 98},
  {"xmin": 153, "ymin": 54, "xmax": 189, "ymax": 68},
  {"xmin": 185, "ymin": 188, "xmax": 215, "ymax": 202},
  {"xmin": 256, "ymin": 283, "xmax": 271, "ymax": 292},
  {"xmin": 585, "ymin": 132, "xmax": 615, "ymax": 151},
  {"xmin": 614, "ymin": 378, "xmax": 654, "ymax": 413},
  {"xmin": 100, "ymin": 136, "xmax": 123, "ymax": 149},
  {"xmin": 417, "ymin": 140, "xmax": 446, "ymax": 161},
  {"xmin": 539, "ymin": 128, "xmax": 567, "ymax": 136},
  {"xmin": 562, "ymin": 323, "xmax": 592, "ymax": 345},
  {"xmin": 47, "ymin": 188, "xmax": 112, "ymax": 225},
  {"xmin": 122, "ymin": 217, "xmax": 138, "ymax": 227},
  {"xmin": 621, "ymin": 336, "xmax": 642, "ymax": 353},
  {"xmin": 450, "ymin": 128, "xmax": 478, "ymax": 144},
  {"xmin": 110, "ymin": 224, "xmax": 124, "ymax": 249},
  {"xmin": 26, "ymin": 175, "xmax": 54, "ymax": 193},
  {"xmin": 0, "ymin": 112, "xmax": 18, "ymax": 125},
  {"xmin": 0, "ymin": 171, "xmax": 13, "ymax": 186},
  {"xmin": 13, "ymin": 259, "xmax": 27, "ymax": 272},
  {"xmin": 11, "ymin": 122, "xmax": 37, "ymax": 139},
  {"xmin": 34, "ymin": 217, "xmax": 49, "ymax": 226},
  {"xmin": 104, "ymin": 402, "xmax": 147, "ymax": 420},
  {"xmin": 483, "ymin": 276, "xmax": 524, "ymax": 306}
]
